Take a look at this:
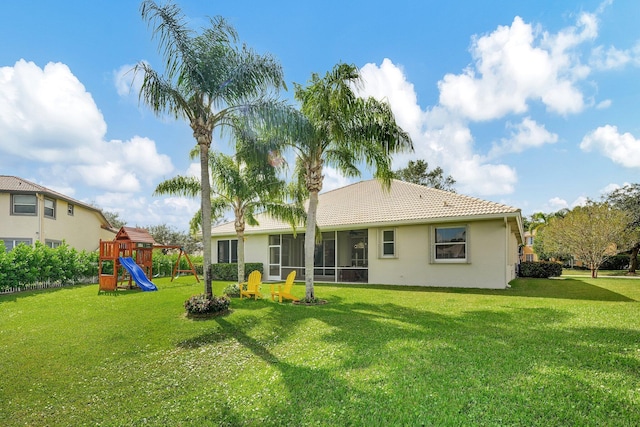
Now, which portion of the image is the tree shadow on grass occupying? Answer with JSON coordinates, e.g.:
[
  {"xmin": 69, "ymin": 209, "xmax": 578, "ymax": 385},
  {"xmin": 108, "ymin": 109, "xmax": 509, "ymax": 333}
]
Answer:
[
  {"xmin": 317, "ymin": 278, "xmax": 636, "ymax": 302},
  {"xmin": 172, "ymin": 296, "xmax": 639, "ymax": 426}
]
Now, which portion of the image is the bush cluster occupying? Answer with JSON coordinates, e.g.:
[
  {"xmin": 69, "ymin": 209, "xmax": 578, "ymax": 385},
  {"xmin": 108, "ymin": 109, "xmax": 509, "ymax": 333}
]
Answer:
[
  {"xmin": 184, "ymin": 294, "xmax": 230, "ymax": 316},
  {"xmin": 600, "ymin": 254, "xmax": 634, "ymax": 271},
  {"xmin": 223, "ymin": 283, "xmax": 241, "ymax": 297},
  {"xmin": 211, "ymin": 263, "xmax": 263, "ymax": 281},
  {"xmin": 0, "ymin": 241, "xmax": 98, "ymax": 291},
  {"xmin": 152, "ymin": 250, "xmax": 203, "ymax": 277},
  {"xmin": 519, "ymin": 261, "xmax": 562, "ymax": 278}
]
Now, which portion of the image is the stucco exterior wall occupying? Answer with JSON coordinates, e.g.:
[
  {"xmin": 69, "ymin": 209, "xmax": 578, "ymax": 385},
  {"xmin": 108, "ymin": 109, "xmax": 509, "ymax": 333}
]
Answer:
[
  {"xmin": 0, "ymin": 193, "xmax": 114, "ymax": 252},
  {"xmin": 218, "ymin": 217, "xmax": 518, "ymax": 289},
  {"xmin": 368, "ymin": 219, "xmax": 510, "ymax": 289}
]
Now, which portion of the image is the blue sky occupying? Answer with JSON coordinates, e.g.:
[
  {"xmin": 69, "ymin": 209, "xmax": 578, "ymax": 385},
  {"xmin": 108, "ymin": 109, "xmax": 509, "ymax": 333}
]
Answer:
[{"xmin": 1, "ymin": 0, "xmax": 639, "ymax": 232}]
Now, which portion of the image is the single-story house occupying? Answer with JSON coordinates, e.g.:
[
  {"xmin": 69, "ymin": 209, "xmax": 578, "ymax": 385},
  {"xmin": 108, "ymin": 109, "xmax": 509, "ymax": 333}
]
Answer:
[
  {"xmin": 0, "ymin": 175, "xmax": 116, "ymax": 252},
  {"xmin": 211, "ymin": 179, "xmax": 524, "ymax": 289}
]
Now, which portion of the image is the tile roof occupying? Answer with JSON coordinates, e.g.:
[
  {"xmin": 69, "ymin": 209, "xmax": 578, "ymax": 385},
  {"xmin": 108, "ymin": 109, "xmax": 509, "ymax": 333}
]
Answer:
[
  {"xmin": 0, "ymin": 175, "xmax": 110, "ymax": 224},
  {"xmin": 212, "ymin": 179, "xmax": 522, "ymax": 236}
]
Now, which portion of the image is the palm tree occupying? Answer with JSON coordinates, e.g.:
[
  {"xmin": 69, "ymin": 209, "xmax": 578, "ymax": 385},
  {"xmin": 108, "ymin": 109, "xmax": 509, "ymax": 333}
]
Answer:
[
  {"xmin": 136, "ymin": 1, "xmax": 286, "ymax": 297},
  {"xmin": 154, "ymin": 147, "xmax": 304, "ymax": 286},
  {"xmin": 283, "ymin": 63, "xmax": 412, "ymax": 300}
]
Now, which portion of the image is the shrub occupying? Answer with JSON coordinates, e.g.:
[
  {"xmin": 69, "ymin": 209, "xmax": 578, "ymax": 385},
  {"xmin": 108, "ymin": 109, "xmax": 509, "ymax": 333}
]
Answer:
[
  {"xmin": 600, "ymin": 254, "xmax": 632, "ymax": 271},
  {"xmin": 210, "ymin": 263, "xmax": 263, "ymax": 281},
  {"xmin": 184, "ymin": 294, "xmax": 230, "ymax": 316},
  {"xmin": 223, "ymin": 283, "xmax": 240, "ymax": 297},
  {"xmin": 519, "ymin": 261, "xmax": 562, "ymax": 278}
]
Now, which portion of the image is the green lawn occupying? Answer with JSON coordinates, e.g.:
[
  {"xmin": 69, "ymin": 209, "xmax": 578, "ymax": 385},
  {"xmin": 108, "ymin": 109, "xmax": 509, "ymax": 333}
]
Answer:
[{"xmin": 1, "ymin": 277, "xmax": 639, "ymax": 426}]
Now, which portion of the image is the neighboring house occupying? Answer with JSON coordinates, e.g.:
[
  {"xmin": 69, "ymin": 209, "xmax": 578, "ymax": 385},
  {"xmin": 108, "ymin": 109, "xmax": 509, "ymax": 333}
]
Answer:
[
  {"xmin": 211, "ymin": 179, "xmax": 524, "ymax": 289},
  {"xmin": 0, "ymin": 176, "xmax": 116, "ymax": 252},
  {"xmin": 522, "ymin": 230, "xmax": 538, "ymax": 262}
]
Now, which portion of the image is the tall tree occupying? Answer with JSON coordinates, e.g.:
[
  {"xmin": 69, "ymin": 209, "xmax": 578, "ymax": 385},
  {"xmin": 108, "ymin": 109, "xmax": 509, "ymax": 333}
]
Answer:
[
  {"xmin": 606, "ymin": 183, "xmax": 640, "ymax": 273},
  {"xmin": 282, "ymin": 63, "xmax": 412, "ymax": 300},
  {"xmin": 539, "ymin": 202, "xmax": 630, "ymax": 278},
  {"xmin": 154, "ymin": 148, "xmax": 304, "ymax": 285},
  {"xmin": 136, "ymin": 1, "xmax": 286, "ymax": 297},
  {"xmin": 393, "ymin": 159, "xmax": 455, "ymax": 191}
]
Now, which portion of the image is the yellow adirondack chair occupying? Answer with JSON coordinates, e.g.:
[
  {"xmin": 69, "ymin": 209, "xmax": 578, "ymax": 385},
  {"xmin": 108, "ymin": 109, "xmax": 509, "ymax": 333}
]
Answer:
[
  {"xmin": 240, "ymin": 270, "xmax": 263, "ymax": 300},
  {"xmin": 270, "ymin": 271, "xmax": 299, "ymax": 303}
]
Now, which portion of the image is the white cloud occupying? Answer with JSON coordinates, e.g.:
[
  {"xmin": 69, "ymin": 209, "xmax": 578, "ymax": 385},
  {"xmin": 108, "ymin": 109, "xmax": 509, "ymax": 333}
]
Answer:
[
  {"xmin": 114, "ymin": 63, "xmax": 143, "ymax": 98},
  {"xmin": 0, "ymin": 60, "xmax": 174, "ymax": 191},
  {"xmin": 358, "ymin": 59, "xmax": 424, "ymax": 136},
  {"xmin": 321, "ymin": 166, "xmax": 354, "ymax": 193},
  {"xmin": 357, "ymin": 59, "xmax": 518, "ymax": 196},
  {"xmin": 590, "ymin": 45, "xmax": 632, "ymax": 70},
  {"xmin": 546, "ymin": 197, "xmax": 569, "ymax": 211},
  {"xmin": 438, "ymin": 12, "xmax": 598, "ymax": 121},
  {"xmin": 596, "ymin": 99, "xmax": 612, "ymax": 109},
  {"xmin": 488, "ymin": 117, "xmax": 558, "ymax": 158},
  {"xmin": 580, "ymin": 125, "xmax": 640, "ymax": 168}
]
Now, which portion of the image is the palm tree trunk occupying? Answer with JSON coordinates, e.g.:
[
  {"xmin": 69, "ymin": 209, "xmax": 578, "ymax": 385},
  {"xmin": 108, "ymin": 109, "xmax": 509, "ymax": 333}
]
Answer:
[
  {"xmin": 305, "ymin": 190, "xmax": 318, "ymax": 300},
  {"xmin": 235, "ymin": 206, "xmax": 246, "ymax": 284},
  {"xmin": 199, "ymin": 142, "xmax": 213, "ymax": 297}
]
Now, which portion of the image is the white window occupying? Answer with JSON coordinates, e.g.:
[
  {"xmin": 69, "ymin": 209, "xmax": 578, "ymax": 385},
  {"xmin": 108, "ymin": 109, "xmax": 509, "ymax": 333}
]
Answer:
[
  {"xmin": 381, "ymin": 229, "xmax": 396, "ymax": 257},
  {"xmin": 45, "ymin": 240, "xmax": 62, "ymax": 249},
  {"xmin": 11, "ymin": 194, "xmax": 37, "ymax": 215},
  {"xmin": 67, "ymin": 203, "xmax": 74, "ymax": 216},
  {"xmin": 525, "ymin": 236, "xmax": 534, "ymax": 246},
  {"xmin": 525, "ymin": 254, "xmax": 534, "ymax": 262},
  {"xmin": 433, "ymin": 225, "xmax": 467, "ymax": 263},
  {"xmin": 217, "ymin": 239, "xmax": 238, "ymax": 263},
  {"xmin": 1, "ymin": 238, "xmax": 32, "ymax": 251},
  {"xmin": 44, "ymin": 198, "xmax": 56, "ymax": 219}
]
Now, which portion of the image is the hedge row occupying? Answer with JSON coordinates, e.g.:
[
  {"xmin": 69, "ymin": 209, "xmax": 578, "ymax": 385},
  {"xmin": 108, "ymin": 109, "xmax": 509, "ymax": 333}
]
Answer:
[
  {"xmin": 519, "ymin": 261, "xmax": 562, "ymax": 278},
  {"xmin": 151, "ymin": 250, "xmax": 203, "ymax": 277},
  {"xmin": 0, "ymin": 241, "xmax": 98, "ymax": 291},
  {"xmin": 211, "ymin": 263, "xmax": 263, "ymax": 281}
]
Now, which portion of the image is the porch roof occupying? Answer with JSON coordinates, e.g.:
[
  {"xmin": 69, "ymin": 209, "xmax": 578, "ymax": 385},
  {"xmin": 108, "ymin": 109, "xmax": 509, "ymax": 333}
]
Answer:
[{"xmin": 212, "ymin": 179, "xmax": 523, "ymax": 241}]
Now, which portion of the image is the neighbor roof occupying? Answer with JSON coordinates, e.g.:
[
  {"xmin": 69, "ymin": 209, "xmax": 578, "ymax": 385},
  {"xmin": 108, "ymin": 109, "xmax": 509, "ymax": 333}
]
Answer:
[
  {"xmin": 0, "ymin": 175, "xmax": 113, "ymax": 227},
  {"xmin": 211, "ymin": 179, "xmax": 522, "ymax": 239}
]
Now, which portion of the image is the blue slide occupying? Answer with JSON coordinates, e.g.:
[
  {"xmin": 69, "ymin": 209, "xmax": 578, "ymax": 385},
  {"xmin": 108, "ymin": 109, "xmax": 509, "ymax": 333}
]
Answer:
[{"xmin": 119, "ymin": 257, "xmax": 158, "ymax": 291}]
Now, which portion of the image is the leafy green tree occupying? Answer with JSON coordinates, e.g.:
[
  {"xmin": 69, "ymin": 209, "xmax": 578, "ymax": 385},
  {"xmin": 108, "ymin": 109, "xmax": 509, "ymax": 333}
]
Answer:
[
  {"xmin": 137, "ymin": 1, "xmax": 286, "ymax": 297},
  {"xmin": 145, "ymin": 224, "xmax": 200, "ymax": 254},
  {"xmin": 393, "ymin": 159, "xmax": 455, "ymax": 191},
  {"xmin": 103, "ymin": 211, "xmax": 126, "ymax": 229},
  {"xmin": 606, "ymin": 184, "xmax": 640, "ymax": 273},
  {"xmin": 539, "ymin": 202, "xmax": 630, "ymax": 278},
  {"xmin": 281, "ymin": 63, "xmax": 412, "ymax": 300},
  {"xmin": 155, "ymin": 148, "xmax": 303, "ymax": 285}
]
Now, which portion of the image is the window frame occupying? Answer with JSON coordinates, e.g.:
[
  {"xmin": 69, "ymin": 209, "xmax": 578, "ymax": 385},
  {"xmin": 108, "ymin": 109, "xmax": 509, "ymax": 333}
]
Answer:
[
  {"xmin": 1, "ymin": 238, "xmax": 33, "ymax": 252},
  {"xmin": 45, "ymin": 239, "xmax": 62, "ymax": 249},
  {"xmin": 431, "ymin": 225, "xmax": 469, "ymax": 264},
  {"xmin": 217, "ymin": 239, "xmax": 238, "ymax": 263},
  {"xmin": 380, "ymin": 228, "xmax": 396, "ymax": 258},
  {"xmin": 44, "ymin": 197, "xmax": 56, "ymax": 219},
  {"xmin": 11, "ymin": 194, "xmax": 37, "ymax": 216}
]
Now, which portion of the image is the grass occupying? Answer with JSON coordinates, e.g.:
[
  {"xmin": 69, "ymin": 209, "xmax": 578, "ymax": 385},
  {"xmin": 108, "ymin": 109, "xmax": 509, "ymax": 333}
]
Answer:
[{"xmin": 1, "ymin": 277, "xmax": 639, "ymax": 426}]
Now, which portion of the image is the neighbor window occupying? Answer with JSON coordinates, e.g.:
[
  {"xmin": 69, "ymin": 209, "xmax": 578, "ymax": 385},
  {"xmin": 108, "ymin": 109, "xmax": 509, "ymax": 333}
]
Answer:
[
  {"xmin": 525, "ymin": 236, "xmax": 534, "ymax": 246},
  {"xmin": 1, "ymin": 238, "xmax": 32, "ymax": 252},
  {"xmin": 45, "ymin": 240, "xmax": 62, "ymax": 249},
  {"xmin": 44, "ymin": 198, "xmax": 55, "ymax": 219},
  {"xmin": 381, "ymin": 229, "xmax": 396, "ymax": 257},
  {"xmin": 525, "ymin": 254, "xmax": 534, "ymax": 262},
  {"xmin": 11, "ymin": 194, "xmax": 37, "ymax": 215},
  {"xmin": 67, "ymin": 203, "xmax": 74, "ymax": 216},
  {"xmin": 217, "ymin": 239, "xmax": 238, "ymax": 263},
  {"xmin": 433, "ymin": 226, "xmax": 467, "ymax": 262}
]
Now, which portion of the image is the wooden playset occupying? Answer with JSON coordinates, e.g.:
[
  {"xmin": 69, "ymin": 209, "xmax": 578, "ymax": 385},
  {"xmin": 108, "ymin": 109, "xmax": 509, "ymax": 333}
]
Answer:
[{"xmin": 99, "ymin": 227, "xmax": 199, "ymax": 292}]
